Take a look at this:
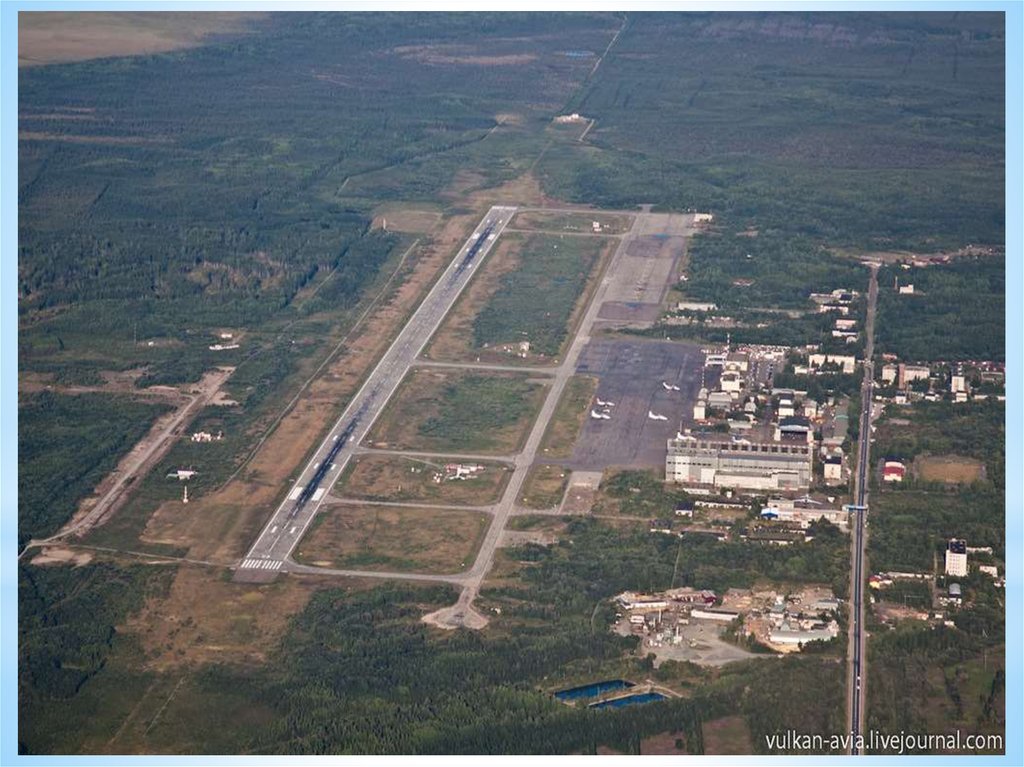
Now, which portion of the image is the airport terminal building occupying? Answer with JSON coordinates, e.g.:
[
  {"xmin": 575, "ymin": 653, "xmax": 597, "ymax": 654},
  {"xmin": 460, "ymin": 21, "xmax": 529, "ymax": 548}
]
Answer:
[{"xmin": 666, "ymin": 433, "xmax": 813, "ymax": 491}]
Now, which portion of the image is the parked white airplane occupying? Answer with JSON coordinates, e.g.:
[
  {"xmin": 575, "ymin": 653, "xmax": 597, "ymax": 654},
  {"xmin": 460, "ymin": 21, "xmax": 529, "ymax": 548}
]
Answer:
[
  {"xmin": 595, "ymin": 398, "xmax": 616, "ymax": 407},
  {"xmin": 648, "ymin": 411, "xmax": 669, "ymax": 421},
  {"xmin": 661, "ymin": 381, "xmax": 681, "ymax": 391},
  {"xmin": 590, "ymin": 409, "xmax": 612, "ymax": 420}
]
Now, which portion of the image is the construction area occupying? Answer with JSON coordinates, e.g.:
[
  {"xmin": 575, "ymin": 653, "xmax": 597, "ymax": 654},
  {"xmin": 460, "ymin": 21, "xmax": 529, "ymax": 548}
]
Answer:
[{"xmin": 612, "ymin": 584, "xmax": 841, "ymax": 666}]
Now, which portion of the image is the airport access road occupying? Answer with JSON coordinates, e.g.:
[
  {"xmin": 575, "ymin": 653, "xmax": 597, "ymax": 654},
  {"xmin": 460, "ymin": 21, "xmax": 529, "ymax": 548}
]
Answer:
[
  {"xmin": 848, "ymin": 263, "xmax": 879, "ymax": 754},
  {"xmin": 235, "ymin": 206, "xmax": 517, "ymax": 576}
]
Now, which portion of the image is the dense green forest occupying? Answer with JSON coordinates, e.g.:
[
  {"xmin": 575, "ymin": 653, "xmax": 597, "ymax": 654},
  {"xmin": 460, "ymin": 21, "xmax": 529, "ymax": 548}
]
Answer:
[
  {"xmin": 865, "ymin": 399, "xmax": 1005, "ymax": 754},
  {"xmin": 868, "ymin": 400, "xmax": 1004, "ymax": 572},
  {"xmin": 868, "ymin": 401, "xmax": 1003, "ymax": 569},
  {"xmin": 868, "ymin": 623, "xmax": 1004, "ymax": 753},
  {"xmin": 18, "ymin": 562, "xmax": 174, "ymax": 754},
  {"xmin": 684, "ymin": 232, "xmax": 868, "ymax": 311},
  {"xmin": 18, "ymin": 392, "xmax": 171, "ymax": 548},
  {"xmin": 874, "ymin": 257, "xmax": 1005, "ymax": 362},
  {"xmin": 540, "ymin": 12, "xmax": 1004, "ymax": 251},
  {"xmin": 19, "ymin": 12, "xmax": 614, "ymax": 385},
  {"xmin": 19, "ymin": 536, "xmax": 847, "ymax": 755}
]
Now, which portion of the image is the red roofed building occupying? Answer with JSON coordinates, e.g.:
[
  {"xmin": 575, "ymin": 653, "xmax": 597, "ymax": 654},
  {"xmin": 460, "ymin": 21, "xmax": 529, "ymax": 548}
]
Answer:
[{"xmin": 882, "ymin": 460, "xmax": 906, "ymax": 482}]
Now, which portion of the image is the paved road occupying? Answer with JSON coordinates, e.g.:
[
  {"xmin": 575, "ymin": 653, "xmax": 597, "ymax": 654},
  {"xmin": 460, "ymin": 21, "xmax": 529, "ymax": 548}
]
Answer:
[
  {"xmin": 235, "ymin": 206, "xmax": 517, "ymax": 574},
  {"xmin": 849, "ymin": 263, "xmax": 879, "ymax": 753},
  {"xmin": 21, "ymin": 367, "xmax": 234, "ymax": 557}
]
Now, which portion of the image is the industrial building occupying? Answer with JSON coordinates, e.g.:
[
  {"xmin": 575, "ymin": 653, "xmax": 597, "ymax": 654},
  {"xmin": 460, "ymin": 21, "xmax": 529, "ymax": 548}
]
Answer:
[
  {"xmin": 760, "ymin": 497, "xmax": 849, "ymax": 532},
  {"xmin": 666, "ymin": 433, "xmax": 813, "ymax": 491},
  {"xmin": 769, "ymin": 622, "xmax": 840, "ymax": 645}
]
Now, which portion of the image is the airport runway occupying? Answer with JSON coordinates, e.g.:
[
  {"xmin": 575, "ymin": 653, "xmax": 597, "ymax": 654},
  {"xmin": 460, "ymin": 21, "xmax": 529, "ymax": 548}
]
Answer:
[{"xmin": 235, "ymin": 206, "xmax": 517, "ymax": 576}]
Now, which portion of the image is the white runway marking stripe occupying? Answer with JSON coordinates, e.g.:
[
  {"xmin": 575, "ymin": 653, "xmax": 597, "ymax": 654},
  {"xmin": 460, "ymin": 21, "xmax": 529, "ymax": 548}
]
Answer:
[{"xmin": 241, "ymin": 558, "xmax": 282, "ymax": 571}]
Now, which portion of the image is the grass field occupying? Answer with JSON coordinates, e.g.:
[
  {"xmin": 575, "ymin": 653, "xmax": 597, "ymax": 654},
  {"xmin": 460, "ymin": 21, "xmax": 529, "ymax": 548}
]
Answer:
[
  {"xmin": 364, "ymin": 368, "xmax": 548, "ymax": 455},
  {"xmin": 510, "ymin": 210, "xmax": 634, "ymax": 235},
  {"xmin": 591, "ymin": 469, "xmax": 694, "ymax": 518},
  {"xmin": 294, "ymin": 503, "xmax": 489, "ymax": 574},
  {"xmin": 336, "ymin": 454, "xmax": 512, "ymax": 506},
  {"xmin": 537, "ymin": 375, "xmax": 598, "ymax": 459},
  {"xmin": 915, "ymin": 454, "xmax": 986, "ymax": 484},
  {"xmin": 518, "ymin": 464, "xmax": 570, "ymax": 510},
  {"xmin": 426, "ymin": 232, "xmax": 610, "ymax": 364},
  {"xmin": 505, "ymin": 514, "xmax": 572, "ymax": 534},
  {"xmin": 702, "ymin": 716, "xmax": 754, "ymax": 755}
]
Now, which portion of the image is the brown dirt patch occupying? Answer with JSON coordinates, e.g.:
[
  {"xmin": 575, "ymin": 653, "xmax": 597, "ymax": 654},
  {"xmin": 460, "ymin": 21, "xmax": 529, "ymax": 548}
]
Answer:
[
  {"xmin": 915, "ymin": 454, "xmax": 985, "ymax": 484},
  {"xmin": 30, "ymin": 546, "xmax": 94, "ymax": 567},
  {"xmin": 444, "ymin": 169, "xmax": 554, "ymax": 210},
  {"xmin": 702, "ymin": 715, "xmax": 754, "ymax": 755},
  {"xmin": 19, "ymin": 367, "xmax": 187, "ymax": 404},
  {"xmin": 127, "ymin": 565, "xmax": 331, "ymax": 670},
  {"xmin": 511, "ymin": 211, "xmax": 634, "ymax": 235},
  {"xmin": 294, "ymin": 503, "xmax": 489, "ymax": 575},
  {"xmin": 392, "ymin": 44, "xmax": 537, "ymax": 67},
  {"xmin": 19, "ymin": 12, "xmax": 263, "ymax": 67}
]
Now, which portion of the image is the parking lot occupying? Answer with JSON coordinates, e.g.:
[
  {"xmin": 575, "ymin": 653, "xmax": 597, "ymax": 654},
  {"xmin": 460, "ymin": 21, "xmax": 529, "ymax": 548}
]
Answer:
[
  {"xmin": 595, "ymin": 213, "xmax": 695, "ymax": 329},
  {"xmin": 566, "ymin": 338, "xmax": 706, "ymax": 470}
]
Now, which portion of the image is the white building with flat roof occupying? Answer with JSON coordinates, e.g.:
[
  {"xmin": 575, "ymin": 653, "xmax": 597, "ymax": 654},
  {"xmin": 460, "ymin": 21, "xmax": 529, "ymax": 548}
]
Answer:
[
  {"xmin": 667, "ymin": 434, "xmax": 813, "ymax": 491},
  {"xmin": 945, "ymin": 539, "xmax": 968, "ymax": 577},
  {"xmin": 808, "ymin": 353, "xmax": 857, "ymax": 375},
  {"xmin": 760, "ymin": 497, "xmax": 849, "ymax": 531}
]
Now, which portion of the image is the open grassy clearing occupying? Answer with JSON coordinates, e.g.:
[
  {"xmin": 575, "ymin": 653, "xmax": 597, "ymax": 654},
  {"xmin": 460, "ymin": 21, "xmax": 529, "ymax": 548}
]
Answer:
[
  {"xmin": 19, "ymin": 12, "xmax": 264, "ymax": 66},
  {"xmin": 915, "ymin": 454, "xmax": 985, "ymax": 484},
  {"xmin": 370, "ymin": 202, "xmax": 443, "ymax": 233},
  {"xmin": 336, "ymin": 453, "xmax": 512, "ymax": 506},
  {"xmin": 518, "ymin": 464, "xmax": 570, "ymax": 510},
  {"xmin": 364, "ymin": 368, "xmax": 548, "ymax": 455},
  {"xmin": 295, "ymin": 503, "xmax": 489, "ymax": 574},
  {"xmin": 505, "ymin": 514, "xmax": 572, "ymax": 535},
  {"xmin": 426, "ymin": 232, "xmax": 610, "ymax": 365},
  {"xmin": 537, "ymin": 374, "xmax": 598, "ymax": 460},
  {"xmin": 423, "ymin": 236, "xmax": 522, "ymax": 363},
  {"xmin": 510, "ymin": 210, "xmax": 634, "ymax": 235},
  {"xmin": 591, "ymin": 468, "xmax": 696, "ymax": 518}
]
